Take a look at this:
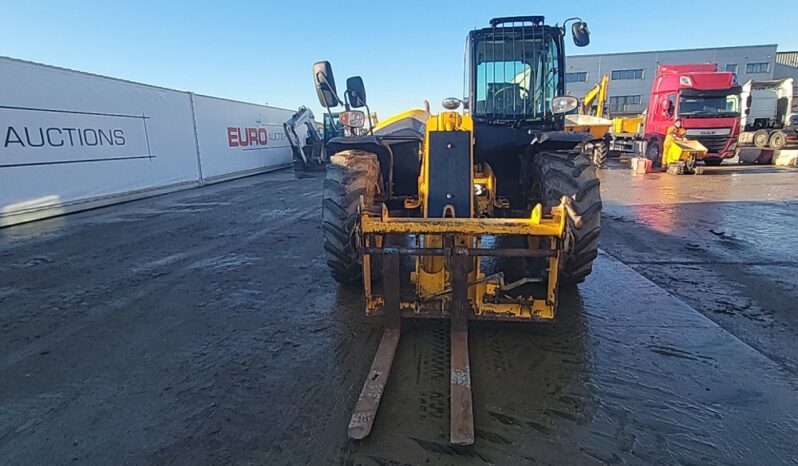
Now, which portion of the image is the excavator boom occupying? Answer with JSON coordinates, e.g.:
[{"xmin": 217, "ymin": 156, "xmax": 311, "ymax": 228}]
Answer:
[
  {"xmin": 581, "ymin": 74, "xmax": 609, "ymax": 118},
  {"xmin": 283, "ymin": 106, "xmax": 327, "ymax": 172}
]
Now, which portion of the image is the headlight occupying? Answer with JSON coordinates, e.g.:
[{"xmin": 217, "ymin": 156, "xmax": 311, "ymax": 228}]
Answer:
[
  {"xmin": 474, "ymin": 183, "xmax": 486, "ymax": 196},
  {"xmin": 551, "ymin": 96, "xmax": 578, "ymax": 115},
  {"xmin": 340, "ymin": 110, "xmax": 366, "ymax": 128}
]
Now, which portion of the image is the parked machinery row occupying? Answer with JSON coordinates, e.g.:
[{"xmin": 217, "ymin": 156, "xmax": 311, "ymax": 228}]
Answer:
[{"xmin": 571, "ymin": 65, "xmax": 796, "ymax": 168}]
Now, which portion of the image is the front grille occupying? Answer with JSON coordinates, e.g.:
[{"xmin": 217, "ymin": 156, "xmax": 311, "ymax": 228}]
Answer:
[{"xmin": 691, "ymin": 135, "xmax": 729, "ymax": 154}]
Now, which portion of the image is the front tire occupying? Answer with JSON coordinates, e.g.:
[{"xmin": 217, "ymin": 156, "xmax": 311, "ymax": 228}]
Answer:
[
  {"xmin": 322, "ymin": 150, "xmax": 380, "ymax": 285},
  {"xmin": 530, "ymin": 151, "xmax": 602, "ymax": 285},
  {"xmin": 645, "ymin": 140, "xmax": 662, "ymax": 167}
]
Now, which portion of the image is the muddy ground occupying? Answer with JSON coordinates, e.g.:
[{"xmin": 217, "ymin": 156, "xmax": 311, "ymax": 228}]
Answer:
[{"xmin": 1, "ymin": 163, "xmax": 797, "ymax": 465}]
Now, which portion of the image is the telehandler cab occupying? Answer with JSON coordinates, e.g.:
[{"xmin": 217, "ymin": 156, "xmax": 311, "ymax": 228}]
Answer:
[{"xmin": 315, "ymin": 15, "xmax": 601, "ymax": 445}]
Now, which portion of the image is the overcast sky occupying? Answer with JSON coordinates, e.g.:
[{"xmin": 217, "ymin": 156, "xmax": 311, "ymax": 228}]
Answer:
[{"xmin": 2, "ymin": 0, "xmax": 794, "ymax": 118}]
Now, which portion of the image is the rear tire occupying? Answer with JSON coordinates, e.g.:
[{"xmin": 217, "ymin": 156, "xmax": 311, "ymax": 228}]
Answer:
[
  {"xmin": 769, "ymin": 131, "xmax": 786, "ymax": 150},
  {"xmin": 322, "ymin": 150, "xmax": 380, "ymax": 285},
  {"xmin": 530, "ymin": 151, "xmax": 602, "ymax": 285},
  {"xmin": 591, "ymin": 141, "xmax": 608, "ymax": 168},
  {"xmin": 704, "ymin": 158, "xmax": 723, "ymax": 166},
  {"xmin": 753, "ymin": 130, "xmax": 769, "ymax": 148}
]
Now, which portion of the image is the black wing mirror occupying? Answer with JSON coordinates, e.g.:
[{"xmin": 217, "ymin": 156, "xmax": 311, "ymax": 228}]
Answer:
[
  {"xmin": 572, "ymin": 21, "xmax": 590, "ymax": 47},
  {"xmin": 346, "ymin": 76, "xmax": 367, "ymax": 108},
  {"xmin": 313, "ymin": 61, "xmax": 339, "ymax": 108}
]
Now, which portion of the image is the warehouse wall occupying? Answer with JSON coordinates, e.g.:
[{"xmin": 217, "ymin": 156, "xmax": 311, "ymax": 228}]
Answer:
[
  {"xmin": 0, "ymin": 57, "xmax": 301, "ymax": 227},
  {"xmin": 775, "ymin": 52, "xmax": 798, "ymax": 112}
]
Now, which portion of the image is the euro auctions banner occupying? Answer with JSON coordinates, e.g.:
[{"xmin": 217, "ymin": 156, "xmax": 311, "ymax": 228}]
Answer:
[
  {"xmin": 0, "ymin": 57, "xmax": 199, "ymax": 223},
  {"xmin": 192, "ymin": 95, "xmax": 296, "ymax": 179},
  {"xmin": 0, "ymin": 57, "xmax": 307, "ymax": 226},
  {"xmin": 0, "ymin": 107, "xmax": 152, "ymax": 168}
]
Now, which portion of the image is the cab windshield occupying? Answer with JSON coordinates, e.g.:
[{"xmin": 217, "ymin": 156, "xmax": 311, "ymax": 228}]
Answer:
[
  {"xmin": 678, "ymin": 94, "xmax": 740, "ymax": 117},
  {"xmin": 472, "ymin": 30, "xmax": 560, "ymax": 121}
]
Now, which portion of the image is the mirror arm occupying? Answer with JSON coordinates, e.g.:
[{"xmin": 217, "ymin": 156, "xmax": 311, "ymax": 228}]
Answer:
[
  {"xmin": 365, "ymin": 103, "xmax": 373, "ymax": 135},
  {"xmin": 562, "ymin": 17, "xmax": 584, "ymax": 29},
  {"xmin": 342, "ymin": 91, "xmax": 351, "ymax": 111},
  {"xmin": 323, "ymin": 101, "xmax": 335, "ymax": 133},
  {"xmin": 316, "ymin": 70, "xmax": 344, "ymax": 108},
  {"xmin": 316, "ymin": 70, "xmax": 345, "ymax": 132}
]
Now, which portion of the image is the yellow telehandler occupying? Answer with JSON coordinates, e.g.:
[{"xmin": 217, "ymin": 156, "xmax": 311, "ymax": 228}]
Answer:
[{"xmin": 315, "ymin": 15, "xmax": 600, "ymax": 445}]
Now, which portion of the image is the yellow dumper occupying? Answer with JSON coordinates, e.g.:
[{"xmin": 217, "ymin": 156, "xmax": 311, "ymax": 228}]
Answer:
[
  {"xmin": 564, "ymin": 114, "xmax": 613, "ymax": 166},
  {"xmin": 662, "ymin": 137, "xmax": 708, "ymax": 174}
]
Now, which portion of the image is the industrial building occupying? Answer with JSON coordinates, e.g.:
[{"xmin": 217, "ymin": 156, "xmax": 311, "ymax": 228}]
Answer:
[{"xmin": 566, "ymin": 45, "xmax": 798, "ymax": 115}]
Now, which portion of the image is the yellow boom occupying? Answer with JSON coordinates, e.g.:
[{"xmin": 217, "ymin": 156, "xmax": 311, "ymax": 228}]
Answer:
[{"xmin": 581, "ymin": 74, "xmax": 609, "ymax": 118}]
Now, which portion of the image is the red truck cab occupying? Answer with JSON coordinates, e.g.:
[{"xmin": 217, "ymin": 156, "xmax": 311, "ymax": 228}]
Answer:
[{"xmin": 644, "ymin": 64, "xmax": 741, "ymax": 165}]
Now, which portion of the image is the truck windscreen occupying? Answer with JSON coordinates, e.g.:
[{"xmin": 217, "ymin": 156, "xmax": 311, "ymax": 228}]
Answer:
[{"xmin": 679, "ymin": 94, "xmax": 740, "ymax": 117}]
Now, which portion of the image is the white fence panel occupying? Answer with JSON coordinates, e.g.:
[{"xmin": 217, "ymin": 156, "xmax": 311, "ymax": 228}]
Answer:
[
  {"xmin": 0, "ymin": 58, "xmax": 199, "ymax": 225},
  {"xmin": 192, "ymin": 95, "xmax": 296, "ymax": 181}
]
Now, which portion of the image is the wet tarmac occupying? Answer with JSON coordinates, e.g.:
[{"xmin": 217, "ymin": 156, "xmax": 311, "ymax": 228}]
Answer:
[
  {"xmin": 1, "ymin": 165, "xmax": 797, "ymax": 465},
  {"xmin": 600, "ymin": 161, "xmax": 798, "ymax": 377}
]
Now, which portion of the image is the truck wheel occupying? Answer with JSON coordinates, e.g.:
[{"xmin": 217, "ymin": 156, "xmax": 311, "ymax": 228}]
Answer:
[
  {"xmin": 591, "ymin": 141, "xmax": 608, "ymax": 168},
  {"xmin": 753, "ymin": 130, "xmax": 769, "ymax": 148},
  {"xmin": 768, "ymin": 131, "xmax": 786, "ymax": 150},
  {"xmin": 645, "ymin": 141, "xmax": 662, "ymax": 167},
  {"xmin": 322, "ymin": 150, "xmax": 380, "ymax": 285},
  {"xmin": 704, "ymin": 158, "xmax": 723, "ymax": 166},
  {"xmin": 530, "ymin": 151, "xmax": 602, "ymax": 285}
]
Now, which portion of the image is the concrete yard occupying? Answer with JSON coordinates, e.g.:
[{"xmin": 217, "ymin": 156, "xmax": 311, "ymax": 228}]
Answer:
[{"xmin": 1, "ymin": 163, "xmax": 798, "ymax": 465}]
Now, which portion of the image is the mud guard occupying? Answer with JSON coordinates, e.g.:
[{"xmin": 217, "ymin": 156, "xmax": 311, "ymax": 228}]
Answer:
[{"xmin": 531, "ymin": 130, "xmax": 594, "ymax": 152}]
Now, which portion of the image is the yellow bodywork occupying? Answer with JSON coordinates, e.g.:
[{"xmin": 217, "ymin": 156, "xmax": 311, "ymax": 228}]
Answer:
[
  {"xmin": 663, "ymin": 137, "xmax": 708, "ymax": 166},
  {"xmin": 372, "ymin": 108, "xmax": 428, "ymax": 133},
  {"xmin": 564, "ymin": 114, "xmax": 613, "ymax": 139},
  {"xmin": 359, "ymin": 111, "xmax": 567, "ymax": 321},
  {"xmin": 612, "ymin": 116, "xmax": 644, "ymax": 134}
]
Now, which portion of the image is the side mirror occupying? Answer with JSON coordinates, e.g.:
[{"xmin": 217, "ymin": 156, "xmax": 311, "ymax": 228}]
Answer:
[
  {"xmin": 346, "ymin": 76, "xmax": 367, "ymax": 108},
  {"xmin": 313, "ymin": 61, "xmax": 339, "ymax": 108},
  {"xmin": 571, "ymin": 21, "xmax": 590, "ymax": 47}
]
